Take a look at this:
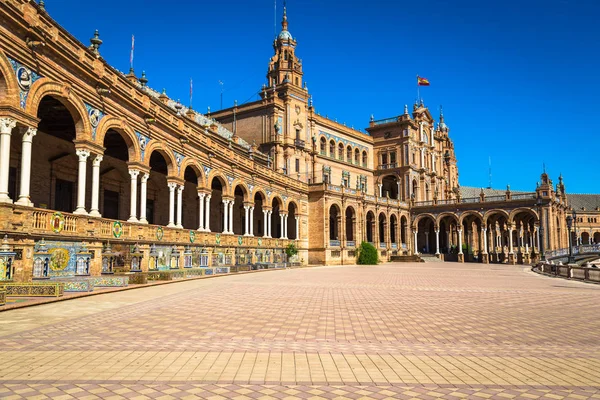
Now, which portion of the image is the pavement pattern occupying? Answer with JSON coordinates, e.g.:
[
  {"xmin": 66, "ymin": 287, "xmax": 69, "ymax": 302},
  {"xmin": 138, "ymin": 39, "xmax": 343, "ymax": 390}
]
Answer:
[{"xmin": 1, "ymin": 262, "xmax": 599, "ymax": 399}]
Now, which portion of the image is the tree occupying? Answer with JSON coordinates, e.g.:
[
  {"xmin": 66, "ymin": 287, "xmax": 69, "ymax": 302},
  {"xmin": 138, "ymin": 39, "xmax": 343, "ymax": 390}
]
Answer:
[{"xmin": 357, "ymin": 241, "xmax": 378, "ymax": 265}]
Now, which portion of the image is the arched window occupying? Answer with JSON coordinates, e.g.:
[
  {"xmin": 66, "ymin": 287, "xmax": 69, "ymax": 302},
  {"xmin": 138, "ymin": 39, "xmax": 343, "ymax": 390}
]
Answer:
[
  {"xmin": 362, "ymin": 151, "xmax": 368, "ymax": 167},
  {"xmin": 320, "ymin": 137, "xmax": 326, "ymax": 155},
  {"xmin": 338, "ymin": 143, "xmax": 344, "ymax": 160},
  {"xmin": 346, "ymin": 146, "xmax": 352, "ymax": 162},
  {"xmin": 354, "ymin": 148, "xmax": 360, "ymax": 164},
  {"xmin": 329, "ymin": 140, "xmax": 335, "ymax": 157}
]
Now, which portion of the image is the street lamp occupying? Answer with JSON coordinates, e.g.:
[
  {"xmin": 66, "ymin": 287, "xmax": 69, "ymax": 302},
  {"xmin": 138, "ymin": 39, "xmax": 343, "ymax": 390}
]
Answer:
[
  {"xmin": 536, "ymin": 196, "xmax": 545, "ymax": 261},
  {"xmin": 566, "ymin": 215, "xmax": 573, "ymax": 264}
]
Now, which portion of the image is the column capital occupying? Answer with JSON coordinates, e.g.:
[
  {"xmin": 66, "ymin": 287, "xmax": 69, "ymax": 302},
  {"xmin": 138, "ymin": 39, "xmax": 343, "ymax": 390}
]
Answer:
[
  {"xmin": 76, "ymin": 148, "xmax": 91, "ymax": 160},
  {"xmin": 197, "ymin": 191, "xmax": 206, "ymax": 199},
  {"xmin": 167, "ymin": 182, "xmax": 177, "ymax": 190},
  {"xmin": 92, "ymin": 154, "xmax": 103, "ymax": 166},
  {"xmin": 20, "ymin": 127, "xmax": 37, "ymax": 141},
  {"xmin": 177, "ymin": 184, "xmax": 184, "ymax": 192},
  {"xmin": 128, "ymin": 169, "xmax": 140, "ymax": 178},
  {"xmin": 205, "ymin": 194, "xmax": 211, "ymax": 200},
  {"xmin": 0, "ymin": 117, "xmax": 17, "ymax": 134},
  {"xmin": 140, "ymin": 172, "xmax": 149, "ymax": 183}
]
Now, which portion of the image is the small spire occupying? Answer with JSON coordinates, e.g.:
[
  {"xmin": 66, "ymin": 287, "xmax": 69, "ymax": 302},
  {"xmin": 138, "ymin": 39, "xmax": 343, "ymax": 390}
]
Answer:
[
  {"xmin": 404, "ymin": 104, "xmax": 408, "ymax": 115},
  {"xmin": 282, "ymin": 1, "xmax": 288, "ymax": 31},
  {"xmin": 39, "ymin": 0, "xmax": 45, "ymax": 12},
  {"xmin": 139, "ymin": 71, "xmax": 148, "ymax": 88},
  {"xmin": 89, "ymin": 29, "xmax": 102, "ymax": 57},
  {"xmin": 439, "ymin": 105, "xmax": 444, "ymax": 121}
]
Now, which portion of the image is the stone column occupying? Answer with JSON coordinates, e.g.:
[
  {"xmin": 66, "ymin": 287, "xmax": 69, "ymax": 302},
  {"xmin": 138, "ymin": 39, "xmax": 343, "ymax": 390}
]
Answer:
[
  {"xmin": 243, "ymin": 206, "xmax": 250, "ymax": 236},
  {"xmin": 139, "ymin": 173, "xmax": 149, "ymax": 224},
  {"xmin": 222, "ymin": 199, "xmax": 229, "ymax": 234},
  {"xmin": 74, "ymin": 149, "xmax": 90, "ymax": 215},
  {"xmin": 280, "ymin": 213, "xmax": 285, "ymax": 239},
  {"xmin": 228, "ymin": 200, "xmax": 234, "ymax": 234},
  {"xmin": 482, "ymin": 228, "xmax": 488, "ymax": 253},
  {"xmin": 0, "ymin": 118, "xmax": 16, "ymax": 204},
  {"xmin": 295, "ymin": 216, "xmax": 299, "ymax": 239},
  {"xmin": 378, "ymin": 183, "xmax": 383, "ymax": 197},
  {"xmin": 204, "ymin": 195, "xmax": 211, "ymax": 232},
  {"xmin": 127, "ymin": 169, "xmax": 140, "ymax": 222},
  {"xmin": 397, "ymin": 181, "xmax": 401, "ymax": 199},
  {"xmin": 458, "ymin": 229, "xmax": 464, "ymax": 254},
  {"xmin": 198, "ymin": 192, "xmax": 205, "ymax": 231},
  {"xmin": 435, "ymin": 229, "xmax": 440, "ymax": 255},
  {"xmin": 167, "ymin": 182, "xmax": 176, "ymax": 228},
  {"xmin": 249, "ymin": 206, "xmax": 255, "ymax": 236},
  {"xmin": 268, "ymin": 210, "xmax": 273, "ymax": 238},
  {"xmin": 15, "ymin": 127, "xmax": 37, "ymax": 207},
  {"xmin": 508, "ymin": 227, "xmax": 514, "ymax": 254},
  {"xmin": 263, "ymin": 210, "xmax": 269, "ymax": 237},
  {"xmin": 89, "ymin": 155, "xmax": 103, "ymax": 217},
  {"xmin": 413, "ymin": 230, "xmax": 418, "ymax": 255},
  {"xmin": 176, "ymin": 185, "xmax": 184, "ymax": 229},
  {"xmin": 534, "ymin": 226, "xmax": 539, "ymax": 251},
  {"xmin": 284, "ymin": 214, "xmax": 288, "ymax": 239}
]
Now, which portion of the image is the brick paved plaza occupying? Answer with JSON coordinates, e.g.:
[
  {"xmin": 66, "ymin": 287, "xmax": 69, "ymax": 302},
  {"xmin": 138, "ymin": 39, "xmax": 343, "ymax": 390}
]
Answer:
[{"xmin": 1, "ymin": 262, "xmax": 600, "ymax": 399}]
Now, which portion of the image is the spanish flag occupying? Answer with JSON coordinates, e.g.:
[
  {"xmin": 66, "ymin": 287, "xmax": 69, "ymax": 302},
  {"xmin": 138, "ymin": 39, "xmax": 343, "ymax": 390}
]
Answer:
[{"xmin": 417, "ymin": 76, "xmax": 430, "ymax": 86}]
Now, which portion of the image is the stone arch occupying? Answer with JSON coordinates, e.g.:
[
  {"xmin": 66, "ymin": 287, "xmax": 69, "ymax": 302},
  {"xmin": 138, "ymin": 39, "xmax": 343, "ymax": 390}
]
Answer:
[
  {"xmin": 230, "ymin": 180, "xmax": 250, "ymax": 202},
  {"xmin": 458, "ymin": 210, "xmax": 483, "ymax": 226},
  {"xmin": 95, "ymin": 116, "xmax": 141, "ymax": 162},
  {"xmin": 178, "ymin": 158, "xmax": 205, "ymax": 189},
  {"xmin": 365, "ymin": 209, "xmax": 376, "ymax": 243},
  {"xmin": 253, "ymin": 187, "xmax": 268, "ymax": 204},
  {"xmin": 483, "ymin": 209, "xmax": 510, "ymax": 225},
  {"xmin": 436, "ymin": 212, "xmax": 459, "ymax": 227},
  {"xmin": 329, "ymin": 203, "xmax": 342, "ymax": 241},
  {"xmin": 287, "ymin": 201, "xmax": 299, "ymax": 239},
  {"xmin": 25, "ymin": 78, "xmax": 92, "ymax": 140},
  {"xmin": 287, "ymin": 199, "xmax": 300, "ymax": 214},
  {"xmin": 378, "ymin": 211, "xmax": 388, "ymax": 244},
  {"xmin": 144, "ymin": 142, "xmax": 178, "ymax": 176},
  {"xmin": 412, "ymin": 213, "xmax": 436, "ymax": 229},
  {"xmin": 509, "ymin": 207, "xmax": 539, "ymax": 223},
  {"xmin": 270, "ymin": 194, "xmax": 285, "ymax": 209},
  {"xmin": 206, "ymin": 170, "xmax": 230, "ymax": 196},
  {"xmin": 0, "ymin": 49, "xmax": 19, "ymax": 107}
]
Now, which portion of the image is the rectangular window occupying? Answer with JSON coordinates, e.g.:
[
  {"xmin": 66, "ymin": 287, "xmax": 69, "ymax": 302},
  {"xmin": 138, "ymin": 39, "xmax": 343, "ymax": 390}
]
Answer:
[
  {"xmin": 295, "ymin": 158, "xmax": 300, "ymax": 173},
  {"xmin": 381, "ymin": 153, "xmax": 387, "ymax": 165},
  {"xmin": 403, "ymin": 129, "xmax": 408, "ymax": 137},
  {"xmin": 390, "ymin": 152, "xmax": 396, "ymax": 164}
]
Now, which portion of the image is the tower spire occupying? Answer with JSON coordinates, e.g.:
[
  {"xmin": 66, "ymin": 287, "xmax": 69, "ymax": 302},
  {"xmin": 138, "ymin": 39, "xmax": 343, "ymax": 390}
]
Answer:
[{"xmin": 282, "ymin": 0, "xmax": 288, "ymax": 31}]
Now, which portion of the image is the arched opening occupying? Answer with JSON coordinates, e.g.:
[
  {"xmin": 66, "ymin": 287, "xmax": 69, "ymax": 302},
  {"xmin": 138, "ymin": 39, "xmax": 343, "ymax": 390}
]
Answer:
[
  {"xmin": 390, "ymin": 214, "xmax": 398, "ymax": 244},
  {"xmin": 209, "ymin": 177, "xmax": 225, "ymax": 232},
  {"xmin": 461, "ymin": 214, "xmax": 484, "ymax": 261},
  {"xmin": 354, "ymin": 148, "xmax": 360, "ymax": 165},
  {"xmin": 182, "ymin": 166, "xmax": 200, "ymax": 229},
  {"xmin": 0, "ymin": 66, "xmax": 9, "ymax": 104},
  {"xmin": 100, "ymin": 129, "xmax": 131, "ymax": 220},
  {"xmin": 362, "ymin": 151, "xmax": 367, "ymax": 167},
  {"xmin": 329, "ymin": 204, "xmax": 340, "ymax": 241},
  {"xmin": 381, "ymin": 175, "xmax": 399, "ymax": 199},
  {"xmin": 416, "ymin": 216, "xmax": 435, "ymax": 254},
  {"xmin": 233, "ymin": 185, "xmax": 247, "ymax": 235},
  {"xmin": 438, "ymin": 215, "xmax": 459, "ymax": 255},
  {"xmin": 366, "ymin": 211, "xmax": 375, "ymax": 243},
  {"xmin": 329, "ymin": 140, "xmax": 335, "ymax": 157},
  {"xmin": 148, "ymin": 150, "xmax": 170, "ymax": 226},
  {"xmin": 485, "ymin": 212, "xmax": 510, "ymax": 263},
  {"xmin": 345, "ymin": 206, "xmax": 355, "ymax": 243},
  {"xmin": 337, "ymin": 142, "xmax": 344, "ymax": 161},
  {"xmin": 511, "ymin": 210, "xmax": 538, "ymax": 261},
  {"xmin": 254, "ymin": 192, "xmax": 265, "ymax": 237},
  {"xmin": 594, "ymin": 232, "xmax": 600, "ymax": 244},
  {"xmin": 288, "ymin": 202, "xmax": 297, "ymax": 239},
  {"xmin": 378, "ymin": 213, "xmax": 387, "ymax": 246},
  {"xmin": 400, "ymin": 216, "xmax": 408, "ymax": 248},
  {"xmin": 30, "ymin": 95, "xmax": 79, "ymax": 212},
  {"xmin": 271, "ymin": 197, "xmax": 282, "ymax": 239},
  {"xmin": 582, "ymin": 232, "xmax": 590, "ymax": 245},
  {"xmin": 320, "ymin": 137, "xmax": 326, "ymax": 155},
  {"xmin": 346, "ymin": 145, "xmax": 352, "ymax": 162}
]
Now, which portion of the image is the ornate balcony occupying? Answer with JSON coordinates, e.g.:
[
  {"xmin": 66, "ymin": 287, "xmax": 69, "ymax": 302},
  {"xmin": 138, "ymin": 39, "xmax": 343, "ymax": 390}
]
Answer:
[{"xmin": 294, "ymin": 139, "xmax": 305, "ymax": 148}]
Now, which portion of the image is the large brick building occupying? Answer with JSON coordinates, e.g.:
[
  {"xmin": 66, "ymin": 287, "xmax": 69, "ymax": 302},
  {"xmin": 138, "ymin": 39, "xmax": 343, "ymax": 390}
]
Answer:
[{"xmin": 0, "ymin": 0, "xmax": 597, "ymax": 282}]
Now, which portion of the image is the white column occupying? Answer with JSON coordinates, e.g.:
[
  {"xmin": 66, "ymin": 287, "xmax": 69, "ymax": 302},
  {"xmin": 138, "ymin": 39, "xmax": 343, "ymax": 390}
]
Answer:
[
  {"xmin": 167, "ymin": 182, "xmax": 176, "ymax": 228},
  {"xmin": 534, "ymin": 227, "xmax": 539, "ymax": 251},
  {"xmin": 268, "ymin": 210, "xmax": 273, "ymax": 238},
  {"xmin": 263, "ymin": 210, "xmax": 269, "ymax": 237},
  {"xmin": 435, "ymin": 229, "xmax": 440, "ymax": 255},
  {"xmin": 283, "ymin": 214, "xmax": 288, "ymax": 239},
  {"xmin": 378, "ymin": 183, "xmax": 383, "ymax": 197},
  {"xmin": 508, "ymin": 227, "xmax": 514, "ymax": 254},
  {"xmin": 204, "ymin": 195, "xmax": 211, "ymax": 232},
  {"xmin": 198, "ymin": 192, "xmax": 205, "ymax": 231},
  {"xmin": 89, "ymin": 155, "xmax": 103, "ymax": 217},
  {"xmin": 73, "ymin": 149, "xmax": 90, "ymax": 215},
  {"xmin": 279, "ymin": 213, "xmax": 285, "ymax": 239},
  {"xmin": 127, "ymin": 169, "xmax": 139, "ymax": 222},
  {"xmin": 243, "ymin": 206, "xmax": 250, "ymax": 236},
  {"xmin": 0, "ymin": 118, "xmax": 16, "ymax": 204},
  {"xmin": 139, "ymin": 173, "xmax": 148, "ymax": 224},
  {"xmin": 228, "ymin": 200, "xmax": 234, "ymax": 234},
  {"xmin": 458, "ymin": 229, "xmax": 463, "ymax": 254},
  {"xmin": 413, "ymin": 230, "xmax": 418, "ymax": 254},
  {"xmin": 396, "ymin": 181, "xmax": 401, "ymax": 199},
  {"xmin": 222, "ymin": 199, "xmax": 229, "ymax": 234},
  {"xmin": 483, "ymin": 227, "xmax": 488, "ymax": 253},
  {"xmin": 176, "ymin": 185, "xmax": 183, "ymax": 229},
  {"xmin": 15, "ymin": 127, "xmax": 37, "ymax": 207},
  {"xmin": 249, "ymin": 206, "xmax": 255, "ymax": 236},
  {"xmin": 295, "ymin": 216, "xmax": 299, "ymax": 239}
]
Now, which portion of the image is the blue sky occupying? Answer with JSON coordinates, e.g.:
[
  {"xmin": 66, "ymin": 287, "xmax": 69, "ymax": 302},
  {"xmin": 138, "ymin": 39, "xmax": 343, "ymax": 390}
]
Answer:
[{"xmin": 43, "ymin": 0, "xmax": 599, "ymax": 193}]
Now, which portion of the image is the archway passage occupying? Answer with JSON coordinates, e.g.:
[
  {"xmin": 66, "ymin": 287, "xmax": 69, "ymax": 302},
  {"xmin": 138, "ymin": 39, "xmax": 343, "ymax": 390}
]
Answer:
[
  {"xmin": 254, "ymin": 192, "xmax": 265, "ymax": 237},
  {"xmin": 400, "ymin": 216, "xmax": 408, "ymax": 247},
  {"xmin": 182, "ymin": 166, "xmax": 199, "ymax": 230},
  {"xmin": 147, "ymin": 150, "xmax": 171, "ymax": 226},
  {"xmin": 329, "ymin": 204, "xmax": 340, "ymax": 241},
  {"xmin": 438, "ymin": 215, "xmax": 459, "ymax": 255},
  {"xmin": 378, "ymin": 213, "xmax": 387, "ymax": 246},
  {"xmin": 287, "ymin": 202, "xmax": 298, "ymax": 240},
  {"xmin": 582, "ymin": 232, "xmax": 590, "ymax": 245},
  {"xmin": 345, "ymin": 206, "xmax": 355, "ymax": 244},
  {"xmin": 416, "ymin": 216, "xmax": 435, "ymax": 254},
  {"xmin": 99, "ymin": 129, "xmax": 131, "ymax": 221},
  {"xmin": 461, "ymin": 214, "xmax": 483, "ymax": 262},
  {"xmin": 485, "ymin": 212, "xmax": 510, "ymax": 263},
  {"xmin": 233, "ymin": 185, "xmax": 247, "ymax": 235},
  {"xmin": 381, "ymin": 175, "xmax": 399, "ymax": 199},
  {"xmin": 209, "ymin": 177, "xmax": 225, "ymax": 233},
  {"xmin": 272, "ymin": 197, "xmax": 282, "ymax": 239},
  {"xmin": 390, "ymin": 214, "xmax": 398, "ymax": 244},
  {"xmin": 366, "ymin": 211, "xmax": 375, "ymax": 243},
  {"xmin": 594, "ymin": 232, "xmax": 600, "ymax": 244}
]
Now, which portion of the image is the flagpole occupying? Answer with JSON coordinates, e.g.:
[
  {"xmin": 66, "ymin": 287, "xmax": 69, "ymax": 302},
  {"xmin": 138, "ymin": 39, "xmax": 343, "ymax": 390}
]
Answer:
[
  {"xmin": 130, "ymin": 35, "xmax": 135, "ymax": 72},
  {"xmin": 416, "ymin": 75, "xmax": 420, "ymax": 104},
  {"xmin": 189, "ymin": 78, "xmax": 193, "ymax": 110}
]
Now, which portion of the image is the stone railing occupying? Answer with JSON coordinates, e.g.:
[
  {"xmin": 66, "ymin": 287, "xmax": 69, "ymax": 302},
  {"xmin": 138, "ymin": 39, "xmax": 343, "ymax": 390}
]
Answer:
[
  {"xmin": 413, "ymin": 192, "xmax": 539, "ymax": 208},
  {"xmin": 0, "ymin": 287, "xmax": 5, "ymax": 306},
  {"xmin": 546, "ymin": 244, "xmax": 600, "ymax": 260},
  {"xmin": 535, "ymin": 263, "xmax": 600, "ymax": 283},
  {"xmin": 3, "ymin": 282, "xmax": 64, "ymax": 297}
]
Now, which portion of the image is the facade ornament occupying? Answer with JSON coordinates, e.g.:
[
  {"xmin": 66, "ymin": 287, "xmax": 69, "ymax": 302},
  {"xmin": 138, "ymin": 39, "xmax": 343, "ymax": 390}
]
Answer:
[{"xmin": 89, "ymin": 30, "xmax": 102, "ymax": 58}]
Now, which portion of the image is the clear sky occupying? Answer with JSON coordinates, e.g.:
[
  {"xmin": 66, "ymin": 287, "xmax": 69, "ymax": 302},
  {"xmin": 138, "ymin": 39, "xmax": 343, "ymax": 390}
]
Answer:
[{"xmin": 42, "ymin": 0, "xmax": 599, "ymax": 194}]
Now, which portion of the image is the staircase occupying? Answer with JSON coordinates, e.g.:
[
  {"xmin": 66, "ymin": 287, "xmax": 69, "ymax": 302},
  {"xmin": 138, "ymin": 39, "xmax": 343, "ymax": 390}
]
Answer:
[
  {"xmin": 419, "ymin": 254, "xmax": 442, "ymax": 263},
  {"xmin": 389, "ymin": 255, "xmax": 424, "ymax": 263}
]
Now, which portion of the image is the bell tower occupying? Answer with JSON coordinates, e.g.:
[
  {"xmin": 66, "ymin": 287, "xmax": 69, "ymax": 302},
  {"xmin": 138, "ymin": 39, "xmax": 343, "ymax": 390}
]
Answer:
[{"xmin": 267, "ymin": 5, "xmax": 303, "ymax": 89}]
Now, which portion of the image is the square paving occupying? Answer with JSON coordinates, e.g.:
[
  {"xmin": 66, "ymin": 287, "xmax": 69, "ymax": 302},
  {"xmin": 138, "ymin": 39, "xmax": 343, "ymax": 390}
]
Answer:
[{"xmin": 1, "ymin": 262, "xmax": 599, "ymax": 399}]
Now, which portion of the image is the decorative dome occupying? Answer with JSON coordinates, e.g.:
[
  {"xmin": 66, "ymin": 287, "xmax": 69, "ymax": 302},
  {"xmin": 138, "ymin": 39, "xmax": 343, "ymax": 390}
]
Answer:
[{"xmin": 278, "ymin": 29, "xmax": 293, "ymax": 40}]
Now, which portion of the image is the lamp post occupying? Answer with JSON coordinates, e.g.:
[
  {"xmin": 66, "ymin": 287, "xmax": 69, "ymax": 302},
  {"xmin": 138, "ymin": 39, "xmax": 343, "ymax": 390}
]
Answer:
[
  {"xmin": 566, "ymin": 215, "xmax": 573, "ymax": 264},
  {"xmin": 536, "ymin": 196, "xmax": 545, "ymax": 261}
]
